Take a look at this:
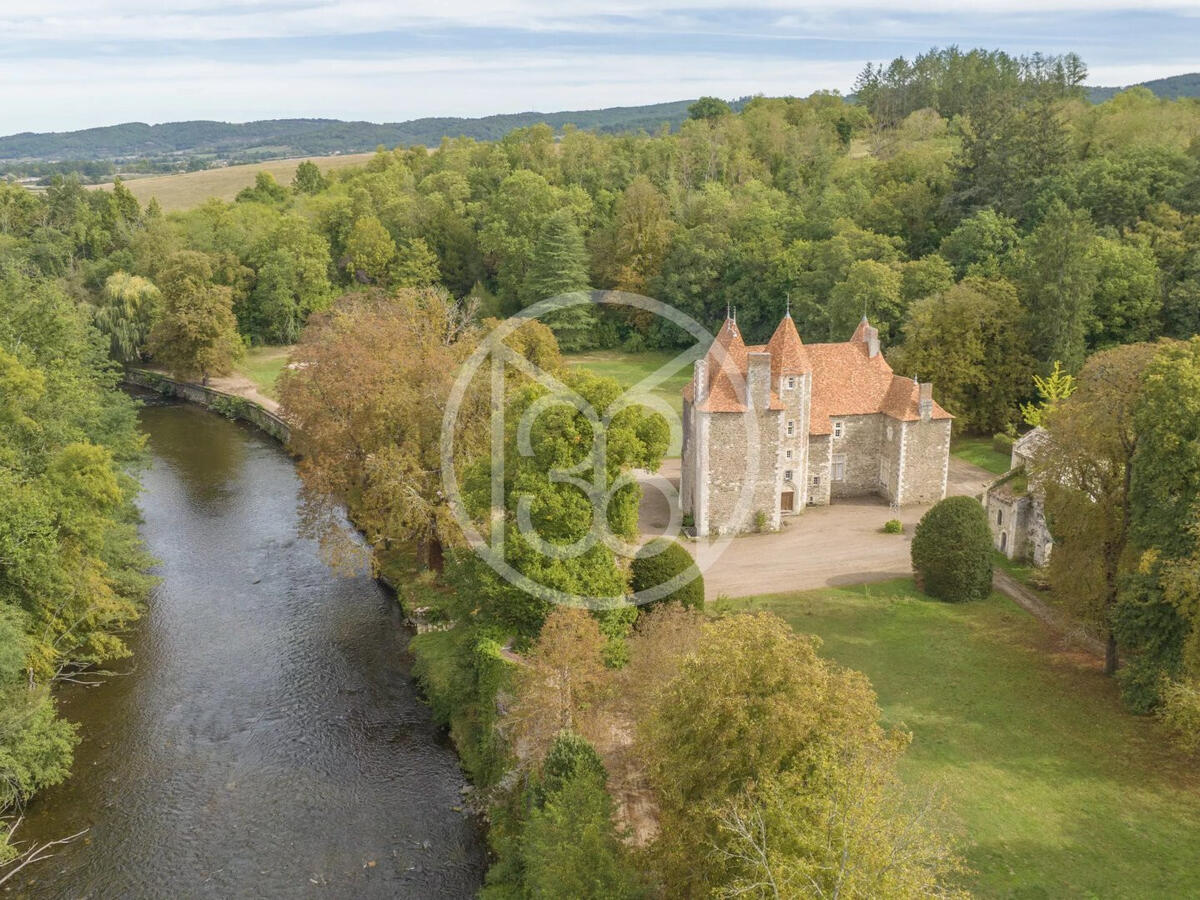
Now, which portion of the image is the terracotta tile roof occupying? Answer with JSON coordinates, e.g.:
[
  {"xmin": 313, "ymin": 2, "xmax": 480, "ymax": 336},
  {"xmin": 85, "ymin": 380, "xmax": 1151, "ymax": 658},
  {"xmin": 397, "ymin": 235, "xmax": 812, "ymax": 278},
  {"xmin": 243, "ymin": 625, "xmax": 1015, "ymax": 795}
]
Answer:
[
  {"xmin": 767, "ymin": 314, "xmax": 812, "ymax": 376},
  {"xmin": 683, "ymin": 314, "xmax": 951, "ymax": 431}
]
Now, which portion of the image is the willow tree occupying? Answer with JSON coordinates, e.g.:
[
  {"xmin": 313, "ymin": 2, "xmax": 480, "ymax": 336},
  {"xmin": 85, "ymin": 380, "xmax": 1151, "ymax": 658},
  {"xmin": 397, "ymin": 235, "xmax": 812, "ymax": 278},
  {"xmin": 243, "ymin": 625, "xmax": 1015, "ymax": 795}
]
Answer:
[{"xmin": 93, "ymin": 271, "xmax": 161, "ymax": 363}]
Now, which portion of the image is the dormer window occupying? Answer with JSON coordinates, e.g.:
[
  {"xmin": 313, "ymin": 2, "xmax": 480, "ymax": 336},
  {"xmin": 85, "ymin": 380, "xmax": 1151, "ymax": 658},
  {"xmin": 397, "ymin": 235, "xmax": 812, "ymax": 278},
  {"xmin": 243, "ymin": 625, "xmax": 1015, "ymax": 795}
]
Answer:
[
  {"xmin": 786, "ymin": 420, "xmax": 795, "ymax": 436},
  {"xmin": 833, "ymin": 421, "xmax": 844, "ymax": 438}
]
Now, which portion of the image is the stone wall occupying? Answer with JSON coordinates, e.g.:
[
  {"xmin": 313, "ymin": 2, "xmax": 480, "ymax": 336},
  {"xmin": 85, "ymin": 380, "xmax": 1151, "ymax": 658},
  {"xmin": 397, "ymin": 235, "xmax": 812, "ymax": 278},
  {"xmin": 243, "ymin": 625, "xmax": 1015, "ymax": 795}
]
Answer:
[
  {"xmin": 807, "ymin": 434, "xmax": 832, "ymax": 505},
  {"xmin": 122, "ymin": 368, "xmax": 291, "ymax": 444},
  {"xmin": 704, "ymin": 408, "xmax": 782, "ymax": 533},
  {"xmin": 899, "ymin": 419, "xmax": 950, "ymax": 505},
  {"xmin": 985, "ymin": 491, "xmax": 1029, "ymax": 559},
  {"xmin": 830, "ymin": 414, "xmax": 886, "ymax": 500},
  {"xmin": 778, "ymin": 371, "xmax": 810, "ymax": 512}
]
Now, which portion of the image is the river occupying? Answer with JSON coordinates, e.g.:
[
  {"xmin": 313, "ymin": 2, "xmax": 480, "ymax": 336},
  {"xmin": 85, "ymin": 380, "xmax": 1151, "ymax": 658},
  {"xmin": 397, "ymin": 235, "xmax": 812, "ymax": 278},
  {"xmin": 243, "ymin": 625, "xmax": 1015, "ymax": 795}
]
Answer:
[{"xmin": 10, "ymin": 399, "xmax": 485, "ymax": 898}]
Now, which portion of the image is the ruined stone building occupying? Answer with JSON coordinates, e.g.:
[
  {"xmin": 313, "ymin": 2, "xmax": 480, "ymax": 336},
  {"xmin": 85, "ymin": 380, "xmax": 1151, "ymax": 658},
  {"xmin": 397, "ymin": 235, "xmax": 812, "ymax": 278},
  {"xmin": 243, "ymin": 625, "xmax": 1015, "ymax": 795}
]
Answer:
[
  {"xmin": 680, "ymin": 313, "xmax": 953, "ymax": 536},
  {"xmin": 985, "ymin": 427, "xmax": 1054, "ymax": 566}
]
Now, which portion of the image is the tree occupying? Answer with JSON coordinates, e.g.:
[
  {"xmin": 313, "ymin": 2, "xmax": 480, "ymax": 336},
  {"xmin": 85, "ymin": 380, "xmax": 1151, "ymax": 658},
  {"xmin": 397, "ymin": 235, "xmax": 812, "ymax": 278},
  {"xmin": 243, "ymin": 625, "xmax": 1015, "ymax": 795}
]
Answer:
[
  {"xmin": 911, "ymin": 496, "xmax": 993, "ymax": 602},
  {"xmin": 341, "ymin": 215, "xmax": 396, "ymax": 284},
  {"xmin": 1008, "ymin": 201, "xmax": 1099, "ymax": 371},
  {"xmin": 392, "ymin": 236, "xmax": 440, "ymax": 288},
  {"xmin": 1037, "ymin": 342, "xmax": 1162, "ymax": 675},
  {"xmin": 1112, "ymin": 338, "xmax": 1200, "ymax": 709},
  {"xmin": 278, "ymin": 287, "xmax": 482, "ymax": 568},
  {"xmin": 630, "ymin": 539, "xmax": 703, "ymax": 611},
  {"xmin": 292, "ymin": 160, "xmax": 328, "ymax": 195},
  {"xmin": 93, "ymin": 271, "xmax": 160, "ymax": 362},
  {"xmin": 235, "ymin": 171, "xmax": 288, "ymax": 205},
  {"xmin": 1087, "ymin": 237, "xmax": 1162, "ymax": 349},
  {"xmin": 688, "ymin": 96, "xmax": 733, "ymax": 121},
  {"xmin": 524, "ymin": 209, "xmax": 589, "ymax": 302},
  {"xmin": 828, "ymin": 259, "xmax": 904, "ymax": 342},
  {"xmin": 1020, "ymin": 361, "xmax": 1076, "ymax": 428},
  {"xmin": 891, "ymin": 278, "xmax": 1034, "ymax": 433},
  {"xmin": 146, "ymin": 251, "xmax": 243, "ymax": 379},
  {"xmin": 506, "ymin": 608, "xmax": 612, "ymax": 766},
  {"xmin": 640, "ymin": 613, "xmax": 965, "ymax": 896},
  {"xmin": 246, "ymin": 216, "xmax": 333, "ymax": 343},
  {"xmin": 937, "ymin": 208, "xmax": 1019, "ymax": 278},
  {"xmin": 595, "ymin": 176, "xmax": 675, "ymax": 293},
  {"xmin": 521, "ymin": 736, "xmax": 645, "ymax": 900}
]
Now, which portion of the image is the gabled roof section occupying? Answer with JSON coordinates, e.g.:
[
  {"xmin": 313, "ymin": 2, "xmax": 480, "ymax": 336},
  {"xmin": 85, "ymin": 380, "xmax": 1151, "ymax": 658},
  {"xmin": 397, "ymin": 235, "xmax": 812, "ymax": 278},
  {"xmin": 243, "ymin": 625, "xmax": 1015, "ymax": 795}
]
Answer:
[{"xmin": 767, "ymin": 313, "xmax": 811, "ymax": 377}]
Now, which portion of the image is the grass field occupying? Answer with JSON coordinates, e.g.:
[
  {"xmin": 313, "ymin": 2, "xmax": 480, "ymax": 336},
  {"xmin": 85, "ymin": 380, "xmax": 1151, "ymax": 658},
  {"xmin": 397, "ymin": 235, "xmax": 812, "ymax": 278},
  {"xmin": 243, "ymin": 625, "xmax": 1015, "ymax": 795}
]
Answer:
[
  {"xmin": 566, "ymin": 349, "xmax": 694, "ymax": 456},
  {"xmin": 728, "ymin": 580, "xmax": 1200, "ymax": 898},
  {"xmin": 951, "ymin": 436, "xmax": 1012, "ymax": 476},
  {"xmin": 236, "ymin": 345, "xmax": 293, "ymax": 398},
  {"xmin": 90, "ymin": 153, "xmax": 375, "ymax": 211}
]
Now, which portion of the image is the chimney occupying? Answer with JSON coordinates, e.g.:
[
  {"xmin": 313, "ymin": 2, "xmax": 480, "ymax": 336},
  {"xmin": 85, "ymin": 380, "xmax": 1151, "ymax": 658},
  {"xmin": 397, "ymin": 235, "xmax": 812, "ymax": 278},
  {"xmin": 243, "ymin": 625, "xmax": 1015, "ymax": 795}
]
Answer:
[
  {"xmin": 694, "ymin": 357, "xmax": 708, "ymax": 403},
  {"xmin": 918, "ymin": 382, "xmax": 933, "ymax": 422},
  {"xmin": 747, "ymin": 352, "xmax": 771, "ymax": 410},
  {"xmin": 867, "ymin": 326, "xmax": 880, "ymax": 359}
]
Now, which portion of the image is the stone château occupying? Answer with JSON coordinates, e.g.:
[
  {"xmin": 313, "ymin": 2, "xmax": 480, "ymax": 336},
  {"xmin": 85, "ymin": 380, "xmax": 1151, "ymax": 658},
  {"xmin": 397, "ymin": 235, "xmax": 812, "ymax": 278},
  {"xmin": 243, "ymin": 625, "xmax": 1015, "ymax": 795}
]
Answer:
[{"xmin": 681, "ymin": 312, "xmax": 953, "ymax": 536}]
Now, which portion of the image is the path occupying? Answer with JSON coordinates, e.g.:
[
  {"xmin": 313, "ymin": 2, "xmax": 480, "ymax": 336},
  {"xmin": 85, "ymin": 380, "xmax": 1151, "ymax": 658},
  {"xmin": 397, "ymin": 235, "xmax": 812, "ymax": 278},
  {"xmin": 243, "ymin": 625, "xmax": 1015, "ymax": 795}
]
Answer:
[
  {"xmin": 992, "ymin": 570, "xmax": 1105, "ymax": 658},
  {"xmin": 206, "ymin": 371, "xmax": 281, "ymax": 414}
]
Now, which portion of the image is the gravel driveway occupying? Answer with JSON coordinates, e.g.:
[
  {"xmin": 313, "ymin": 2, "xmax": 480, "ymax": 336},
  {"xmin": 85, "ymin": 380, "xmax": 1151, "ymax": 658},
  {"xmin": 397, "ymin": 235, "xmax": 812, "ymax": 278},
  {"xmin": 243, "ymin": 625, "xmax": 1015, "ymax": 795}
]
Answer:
[{"xmin": 638, "ymin": 457, "xmax": 994, "ymax": 600}]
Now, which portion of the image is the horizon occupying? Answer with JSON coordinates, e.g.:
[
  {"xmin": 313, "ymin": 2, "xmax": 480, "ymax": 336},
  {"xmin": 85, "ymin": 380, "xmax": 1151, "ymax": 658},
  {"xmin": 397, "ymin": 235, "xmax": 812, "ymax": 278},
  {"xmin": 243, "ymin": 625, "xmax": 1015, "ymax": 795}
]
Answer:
[{"xmin": 4, "ymin": 2, "xmax": 1200, "ymax": 135}]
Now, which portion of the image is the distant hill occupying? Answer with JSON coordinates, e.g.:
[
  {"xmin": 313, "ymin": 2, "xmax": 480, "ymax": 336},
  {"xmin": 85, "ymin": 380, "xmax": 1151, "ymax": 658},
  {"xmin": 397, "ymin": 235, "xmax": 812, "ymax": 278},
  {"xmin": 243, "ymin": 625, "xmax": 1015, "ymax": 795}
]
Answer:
[
  {"xmin": 0, "ymin": 100, "xmax": 704, "ymax": 163},
  {"xmin": 1087, "ymin": 72, "xmax": 1200, "ymax": 104}
]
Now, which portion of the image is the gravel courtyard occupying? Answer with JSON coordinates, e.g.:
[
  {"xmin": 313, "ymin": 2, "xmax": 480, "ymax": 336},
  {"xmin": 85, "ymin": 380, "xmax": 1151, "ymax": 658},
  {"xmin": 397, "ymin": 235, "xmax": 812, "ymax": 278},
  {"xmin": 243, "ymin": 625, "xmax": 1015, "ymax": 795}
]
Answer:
[{"xmin": 638, "ymin": 457, "xmax": 994, "ymax": 600}]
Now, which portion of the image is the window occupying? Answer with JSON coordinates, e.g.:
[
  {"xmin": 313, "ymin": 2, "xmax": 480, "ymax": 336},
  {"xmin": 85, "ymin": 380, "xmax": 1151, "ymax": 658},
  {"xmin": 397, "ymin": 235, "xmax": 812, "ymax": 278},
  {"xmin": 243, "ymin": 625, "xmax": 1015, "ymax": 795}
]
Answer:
[
  {"xmin": 997, "ymin": 510, "xmax": 1003, "ymax": 526},
  {"xmin": 833, "ymin": 421, "xmax": 844, "ymax": 438},
  {"xmin": 786, "ymin": 420, "xmax": 795, "ymax": 436},
  {"xmin": 787, "ymin": 376, "xmax": 796, "ymax": 389},
  {"xmin": 785, "ymin": 449, "xmax": 793, "ymax": 460},
  {"xmin": 879, "ymin": 458, "xmax": 890, "ymax": 485},
  {"xmin": 832, "ymin": 455, "xmax": 846, "ymax": 481},
  {"xmin": 812, "ymin": 474, "xmax": 821, "ymax": 487},
  {"xmin": 886, "ymin": 424, "xmax": 894, "ymax": 441},
  {"xmin": 784, "ymin": 469, "xmax": 794, "ymax": 482}
]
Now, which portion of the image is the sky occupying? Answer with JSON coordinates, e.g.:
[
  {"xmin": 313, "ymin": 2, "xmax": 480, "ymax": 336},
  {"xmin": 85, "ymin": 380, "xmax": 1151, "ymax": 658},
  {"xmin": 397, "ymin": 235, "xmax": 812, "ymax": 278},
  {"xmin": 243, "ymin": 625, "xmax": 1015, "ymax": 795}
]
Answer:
[{"xmin": 2, "ymin": 1, "xmax": 1199, "ymax": 135}]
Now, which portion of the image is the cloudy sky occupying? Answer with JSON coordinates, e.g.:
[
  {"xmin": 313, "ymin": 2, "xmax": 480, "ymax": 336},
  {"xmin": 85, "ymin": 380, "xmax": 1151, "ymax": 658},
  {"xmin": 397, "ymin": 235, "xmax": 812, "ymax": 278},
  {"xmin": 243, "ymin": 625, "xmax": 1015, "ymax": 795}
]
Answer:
[{"xmin": 2, "ymin": 1, "xmax": 1198, "ymax": 135}]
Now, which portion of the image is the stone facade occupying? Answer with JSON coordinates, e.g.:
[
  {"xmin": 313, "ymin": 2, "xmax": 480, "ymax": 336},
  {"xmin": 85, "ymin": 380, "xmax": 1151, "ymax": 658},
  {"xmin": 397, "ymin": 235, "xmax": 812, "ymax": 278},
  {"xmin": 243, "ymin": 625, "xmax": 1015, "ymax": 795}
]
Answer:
[
  {"xmin": 682, "ymin": 314, "xmax": 953, "ymax": 536},
  {"xmin": 984, "ymin": 428, "xmax": 1053, "ymax": 566}
]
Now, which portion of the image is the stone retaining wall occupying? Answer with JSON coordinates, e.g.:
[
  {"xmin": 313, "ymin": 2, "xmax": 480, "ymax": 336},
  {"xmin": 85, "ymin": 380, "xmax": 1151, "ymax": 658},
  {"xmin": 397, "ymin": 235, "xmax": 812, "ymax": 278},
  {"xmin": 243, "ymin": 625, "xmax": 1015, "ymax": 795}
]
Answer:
[{"xmin": 121, "ymin": 368, "xmax": 291, "ymax": 444}]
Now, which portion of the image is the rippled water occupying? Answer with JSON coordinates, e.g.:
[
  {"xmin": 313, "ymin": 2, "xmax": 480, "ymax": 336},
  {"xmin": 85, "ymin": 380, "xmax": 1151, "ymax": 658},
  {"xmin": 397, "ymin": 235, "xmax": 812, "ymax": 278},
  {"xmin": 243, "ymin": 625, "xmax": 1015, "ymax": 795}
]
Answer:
[{"xmin": 10, "ymin": 400, "xmax": 484, "ymax": 898}]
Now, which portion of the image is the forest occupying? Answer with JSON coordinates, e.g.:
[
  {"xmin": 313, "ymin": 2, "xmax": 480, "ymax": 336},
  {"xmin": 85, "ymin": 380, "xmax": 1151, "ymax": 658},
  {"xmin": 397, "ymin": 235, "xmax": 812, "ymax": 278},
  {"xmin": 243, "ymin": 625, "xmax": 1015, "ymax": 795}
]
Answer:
[{"xmin": 3, "ymin": 44, "xmax": 1200, "ymax": 894}]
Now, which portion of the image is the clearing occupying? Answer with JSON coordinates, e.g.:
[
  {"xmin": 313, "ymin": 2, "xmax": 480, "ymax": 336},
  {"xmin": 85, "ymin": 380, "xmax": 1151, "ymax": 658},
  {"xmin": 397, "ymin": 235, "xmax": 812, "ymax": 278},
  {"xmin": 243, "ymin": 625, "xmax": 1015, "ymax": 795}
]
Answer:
[
  {"xmin": 951, "ymin": 435, "xmax": 1012, "ymax": 476},
  {"xmin": 729, "ymin": 580, "xmax": 1200, "ymax": 899},
  {"xmin": 90, "ymin": 153, "xmax": 375, "ymax": 211}
]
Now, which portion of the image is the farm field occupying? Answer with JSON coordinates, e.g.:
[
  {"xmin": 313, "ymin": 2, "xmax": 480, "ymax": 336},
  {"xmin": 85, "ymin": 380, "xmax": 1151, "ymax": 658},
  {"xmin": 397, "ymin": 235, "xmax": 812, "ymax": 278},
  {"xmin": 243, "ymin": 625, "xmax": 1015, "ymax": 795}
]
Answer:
[
  {"xmin": 727, "ymin": 580, "xmax": 1200, "ymax": 899},
  {"xmin": 90, "ymin": 153, "xmax": 375, "ymax": 211}
]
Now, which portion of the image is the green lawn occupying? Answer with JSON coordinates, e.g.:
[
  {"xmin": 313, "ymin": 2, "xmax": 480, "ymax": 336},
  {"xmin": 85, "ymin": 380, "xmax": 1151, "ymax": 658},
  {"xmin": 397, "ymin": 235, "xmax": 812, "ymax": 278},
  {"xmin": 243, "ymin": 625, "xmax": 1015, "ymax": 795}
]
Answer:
[
  {"xmin": 952, "ymin": 436, "xmax": 1012, "ymax": 476},
  {"xmin": 565, "ymin": 350, "xmax": 695, "ymax": 457},
  {"xmin": 726, "ymin": 580, "xmax": 1200, "ymax": 899},
  {"xmin": 236, "ymin": 345, "xmax": 293, "ymax": 398}
]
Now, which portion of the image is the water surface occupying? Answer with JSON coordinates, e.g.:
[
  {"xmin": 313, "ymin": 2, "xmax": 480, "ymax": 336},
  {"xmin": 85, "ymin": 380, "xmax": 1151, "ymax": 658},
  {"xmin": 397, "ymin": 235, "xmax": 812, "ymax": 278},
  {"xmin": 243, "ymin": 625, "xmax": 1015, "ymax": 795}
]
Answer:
[{"xmin": 12, "ymin": 400, "xmax": 484, "ymax": 898}]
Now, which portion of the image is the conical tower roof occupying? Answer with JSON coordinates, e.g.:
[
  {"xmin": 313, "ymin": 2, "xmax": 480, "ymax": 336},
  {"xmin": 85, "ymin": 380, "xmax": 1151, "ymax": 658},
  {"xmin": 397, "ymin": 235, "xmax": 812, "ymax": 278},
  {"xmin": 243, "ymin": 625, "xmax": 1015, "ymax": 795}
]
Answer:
[{"xmin": 767, "ymin": 312, "xmax": 811, "ymax": 377}]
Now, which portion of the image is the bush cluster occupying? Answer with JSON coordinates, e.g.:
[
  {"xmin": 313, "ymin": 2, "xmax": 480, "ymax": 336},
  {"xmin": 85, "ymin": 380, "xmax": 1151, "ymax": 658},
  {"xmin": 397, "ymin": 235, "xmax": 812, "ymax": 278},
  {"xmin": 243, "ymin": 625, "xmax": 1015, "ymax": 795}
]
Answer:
[{"xmin": 911, "ymin": 496, "xmax": 994, "ymax": 602}]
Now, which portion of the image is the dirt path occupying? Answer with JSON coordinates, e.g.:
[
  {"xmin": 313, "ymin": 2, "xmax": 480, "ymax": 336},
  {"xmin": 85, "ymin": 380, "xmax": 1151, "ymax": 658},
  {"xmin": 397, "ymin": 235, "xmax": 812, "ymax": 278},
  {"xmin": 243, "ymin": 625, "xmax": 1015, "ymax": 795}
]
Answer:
[
  {"xmin": 205, "ymin": 372, "xmax": 281, "ymax": 414},
  {"xmin": 992, "ymin": 570, "xmax": 1105, "ymax": 658}
]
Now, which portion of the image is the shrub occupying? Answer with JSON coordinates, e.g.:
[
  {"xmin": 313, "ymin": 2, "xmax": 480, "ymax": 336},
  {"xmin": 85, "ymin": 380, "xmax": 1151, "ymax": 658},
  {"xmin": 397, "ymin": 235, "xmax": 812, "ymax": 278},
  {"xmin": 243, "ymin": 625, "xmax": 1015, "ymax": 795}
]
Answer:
[
  {"xmin": 631, "ymin": 539, "xmax": 704, "ymax": 611},
  {"xmin": 210, "ymin": 394, "xmax": 249, "ymax": 419},
  {"xmin": 754, "ymin": 509, "xmax": 769, "ymax": 533},
  {"xmin": 681, "ymin": 513, "xmax": 695, "ymax": 529},
  {"xmin": 992, "ymin": 432, "xmax": 1016, "ymax": 456},
  {"xmin": 883, "ymin": 519, "xmax": 903, "ymax": 534},
  {"xmin": 911, "ymin": 496, "xmax": 993, "ymax": 602},
  {"xmin": 1159, "ymin": 679, "xmax": 1200, "ymax": 754}
]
